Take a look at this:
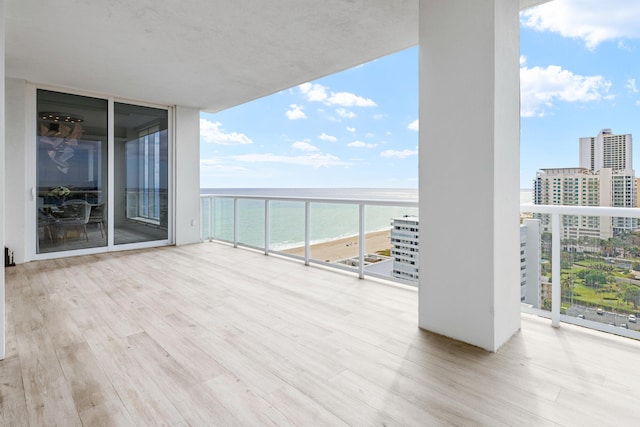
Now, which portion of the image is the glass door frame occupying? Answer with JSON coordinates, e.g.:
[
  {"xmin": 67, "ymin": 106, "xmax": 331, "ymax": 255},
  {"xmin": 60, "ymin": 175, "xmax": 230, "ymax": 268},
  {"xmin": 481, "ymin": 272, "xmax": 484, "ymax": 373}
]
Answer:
[{"xmin": 28, "ymin": 84, "xmax": 175, "ymax": 260}]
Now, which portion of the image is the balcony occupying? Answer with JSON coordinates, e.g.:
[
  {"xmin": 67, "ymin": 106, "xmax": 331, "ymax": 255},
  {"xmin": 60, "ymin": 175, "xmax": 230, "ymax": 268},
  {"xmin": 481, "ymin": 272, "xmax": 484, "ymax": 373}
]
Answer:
[
  {"xmin": 2, "ymin": 241, "xmax": 640, "ymax": 425},
  {"xmin": 200, "ymin": 193, "xmax": 640, "ymax": 340}
]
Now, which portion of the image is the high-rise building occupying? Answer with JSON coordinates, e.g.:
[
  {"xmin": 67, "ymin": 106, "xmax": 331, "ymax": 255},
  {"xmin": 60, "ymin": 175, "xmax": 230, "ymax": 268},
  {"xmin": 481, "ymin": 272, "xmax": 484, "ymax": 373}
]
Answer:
[
  {"xmin": 521, "ymin": 219, "xmax": 542, "ymax": 308},
  {"xmin": 534, "ymin": 129, "xmax": 637, "ymax": 240},
  {"xmin": 390, "ymin": 216, "xmax": 419, "ymax": 282},
  {"xmin": 580, "ymin": 128, "xmax": 632, "ymax": 172},
  {"xmin": 391, "ymin": 215, "xmax": 541, "ymax": 306}
]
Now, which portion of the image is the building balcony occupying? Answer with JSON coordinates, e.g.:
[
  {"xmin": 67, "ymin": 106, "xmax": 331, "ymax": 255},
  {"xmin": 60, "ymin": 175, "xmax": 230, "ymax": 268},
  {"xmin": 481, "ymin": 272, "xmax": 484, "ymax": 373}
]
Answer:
[{"xmin": 2, "ymin": 241, "xmax": 640, "ymax": 425}]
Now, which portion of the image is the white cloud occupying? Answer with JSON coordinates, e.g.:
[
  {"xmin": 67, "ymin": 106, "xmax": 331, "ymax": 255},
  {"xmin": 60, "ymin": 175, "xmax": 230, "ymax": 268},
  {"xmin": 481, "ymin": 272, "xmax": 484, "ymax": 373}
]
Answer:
[
  {"xmin": 380, "ymin": 148, "xmax": 418, "ymax": 159},
  {"xmin": 365, "ymin": 132, "xmax": 375, "ymax": 138},
  {"xmin": 298, "ymin": 83, "xmax": 328, "ymax": 102},
  {"xmin": 521, "ymin": 0, "xmax": 640, "ymax": 49},
  {"xmin": 233, "ymin": 153, "xmax": 350, "ymax": 168},
  {"xmin": 327, "ymin": 91, "xmax": 377, "ymax": 107},
  {"xmin": 200, "ymin": 158, "xmax": 249, "ymax": 174},
  {"xmin": 335, "ymin": 108, "xmax": 356, "ymax": 119},
  {"xmin": 200, "ymin": 119, "xmax": 253, "ymax": 145},
  {"xmin": 298, "ymin": 82, "xmax": 376, "ymax": 107},
  {"xmin": 520, "ymin": 64, "xmax": 612, "ymax": 117},
  {"xmin": 346, "ymin": 126, "xmax": 356, "ymax": 133},
  {"xmin": 292, "ymin": 141, "xmax": 319, "ymax": 152},
  {"xmin": 348, "ymin": 141, "xmax": 377, "ymax": 149},
  {"xmin": 408, "ymin": 119, "xmax": 419, "ymax": 131},
  {"xmin": 373, "ymin": 113, "xmax": 387, "ymax": 120},
  {"xmin": 318, "ymin": 132, "xmax": 337, "ymax": 142},
  {"xmin": 626, "ymin": 78, "xmax": 638, "ymax": 93},
  {"xmin": 285, "ymin": 104, "xmax": 307, "ymax": 120}
]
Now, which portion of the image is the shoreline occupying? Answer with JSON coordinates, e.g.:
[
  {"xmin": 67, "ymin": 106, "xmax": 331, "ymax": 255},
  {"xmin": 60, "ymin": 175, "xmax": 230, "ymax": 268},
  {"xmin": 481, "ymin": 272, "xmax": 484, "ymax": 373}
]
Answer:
[{"xmin": 280, "ymin": 229, "xmax": 391, "ymax": 262}]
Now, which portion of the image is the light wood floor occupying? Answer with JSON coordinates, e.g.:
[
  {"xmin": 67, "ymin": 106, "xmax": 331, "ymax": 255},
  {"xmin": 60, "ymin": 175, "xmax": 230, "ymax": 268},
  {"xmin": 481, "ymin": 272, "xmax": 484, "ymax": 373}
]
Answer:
[{"xmin": 2, "ymin": 242, "xmax": 640, "ymax": 426}]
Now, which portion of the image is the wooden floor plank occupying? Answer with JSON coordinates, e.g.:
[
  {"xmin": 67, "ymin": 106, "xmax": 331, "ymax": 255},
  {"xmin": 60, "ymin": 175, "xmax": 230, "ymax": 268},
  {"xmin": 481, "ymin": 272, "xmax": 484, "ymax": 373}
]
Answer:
[
  {"xmin": 2, "ymin": 242, "xmax": 640, "ymax": 426},
  {"xmin": 0, "ymin": 355, "xmax": 29, "ymax": 426},
  {"xmin": 55, "ymin": 342, "xmax": 135, "ymax": 426}
]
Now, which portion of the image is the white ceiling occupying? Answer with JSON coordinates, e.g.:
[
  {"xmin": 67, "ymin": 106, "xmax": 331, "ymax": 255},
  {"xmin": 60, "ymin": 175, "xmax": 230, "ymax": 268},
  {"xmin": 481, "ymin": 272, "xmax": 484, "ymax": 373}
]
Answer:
[{"xmin": 6, "ymin": 0, "xmax": 551, "ymax": 113}]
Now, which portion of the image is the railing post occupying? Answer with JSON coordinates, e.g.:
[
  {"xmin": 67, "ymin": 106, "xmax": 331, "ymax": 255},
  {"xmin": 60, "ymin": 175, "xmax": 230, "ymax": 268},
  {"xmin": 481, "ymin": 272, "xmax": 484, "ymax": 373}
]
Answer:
[
  {"xmin": 265, "ymin": 200, "xmax": 270, "ymax": 255},
  {"xmin": 199, "ymin": 197, "xmax": 204, "ymax": 241},
  {"xmin": 304, "ymin": 201, "xmax": 310, "ymax": 266},
  {"xmin": 552, "ymin": 212, "xmax": 561, "ymax": 327},
  {"xmin": 209, "ymin": 196, "xmax": 213, "ymax": 242},
  {"xmin": 233, "ymin": 198, "xmax": 239, "ymax": 248},
  {"xmin": 358, "ymin": 203, "xmax": 365, "ymax": 279}
]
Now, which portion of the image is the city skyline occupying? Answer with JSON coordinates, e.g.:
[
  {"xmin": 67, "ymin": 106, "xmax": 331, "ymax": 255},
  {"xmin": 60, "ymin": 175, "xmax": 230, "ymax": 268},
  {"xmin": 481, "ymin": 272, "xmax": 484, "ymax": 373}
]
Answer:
[{"xmin": 200, "ymin": 0, "xmax": 640, "ymax": 189}]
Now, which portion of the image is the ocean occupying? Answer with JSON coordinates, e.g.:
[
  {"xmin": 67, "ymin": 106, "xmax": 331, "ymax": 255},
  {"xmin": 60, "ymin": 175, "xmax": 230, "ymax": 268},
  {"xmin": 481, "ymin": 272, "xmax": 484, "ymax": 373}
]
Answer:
[{"xmin": 200, "ymin": 188, "xmax": 533, "ymax": 250}]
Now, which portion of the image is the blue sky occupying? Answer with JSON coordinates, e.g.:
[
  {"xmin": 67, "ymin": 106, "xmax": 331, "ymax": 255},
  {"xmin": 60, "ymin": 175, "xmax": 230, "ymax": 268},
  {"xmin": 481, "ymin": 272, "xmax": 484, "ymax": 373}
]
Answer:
[{"xmin": 201, "ymin": 0, "xmax": 640, "ymax": 189}]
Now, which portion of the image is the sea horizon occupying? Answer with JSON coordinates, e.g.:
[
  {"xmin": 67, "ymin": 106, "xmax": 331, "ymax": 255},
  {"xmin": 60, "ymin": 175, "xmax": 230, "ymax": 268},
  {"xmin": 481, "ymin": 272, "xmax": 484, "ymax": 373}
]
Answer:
[
  {"xmin": 201, "ymin": 187, "xmax": 533, "ymax": 203},
  {"xmin": 201, "ymin": 188, "xmax": 533, "ymax": 250}
]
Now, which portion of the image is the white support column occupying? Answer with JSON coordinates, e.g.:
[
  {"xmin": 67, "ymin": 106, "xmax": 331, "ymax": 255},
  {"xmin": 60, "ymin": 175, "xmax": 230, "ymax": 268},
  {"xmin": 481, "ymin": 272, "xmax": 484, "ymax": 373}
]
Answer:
[
  {"xmin": 1, "ymin": 0, "xmax": 6, "ymax": 360},
  {"xmin": 418, "ymin": 0, "xmax": 521, "ymax": 352},
  {"xmin": 174, "ymin": 106, "xmax": 201, "ymax": 245}
]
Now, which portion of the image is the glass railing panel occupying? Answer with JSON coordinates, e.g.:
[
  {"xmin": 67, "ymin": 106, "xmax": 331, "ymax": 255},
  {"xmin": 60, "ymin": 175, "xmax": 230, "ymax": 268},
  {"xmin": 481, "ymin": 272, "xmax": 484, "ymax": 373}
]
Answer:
[
  {"xmin": 269, "ymin": 200, "xmax": 306, "ymax": 256},
  {"xmin": 365, "ymin": 205, "xmax": 419, "ymax": 283},
  {"xmin": 558, "ymin": 220, "xmax": 640, "ymax": 332},
  {"xmin": 237, "ymin": 199, "xmax": 265, "ymax": 248},
  {"xmin": 212, "ymin": 197, "xmax": 234, "ymax": 242},
  {"xmin": 200, "ymin": 197, "xmax": 212, "ymax": 240},
  {"xmin": 309, "ymin": 203, "xmax": 359, "ymax": 266},
  {"xmin": 520, "ymin": 211, "xmax": 551, "ymax": 314}
]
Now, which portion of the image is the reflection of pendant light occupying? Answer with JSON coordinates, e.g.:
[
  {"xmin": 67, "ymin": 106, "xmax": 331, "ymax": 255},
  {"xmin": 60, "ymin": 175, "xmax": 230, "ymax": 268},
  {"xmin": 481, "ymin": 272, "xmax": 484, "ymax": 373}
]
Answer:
[{"xmin": 39, "ymin": 112, "xmax": 84, "ymax": 123}]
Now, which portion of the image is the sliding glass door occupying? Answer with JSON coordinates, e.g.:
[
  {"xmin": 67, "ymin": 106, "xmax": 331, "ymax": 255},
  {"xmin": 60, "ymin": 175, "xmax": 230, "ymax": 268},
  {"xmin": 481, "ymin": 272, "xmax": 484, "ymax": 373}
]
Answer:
[
  {"xmin": 114, "ymin": 103, "xmax": 169, "ymax": 245},
  {"xmin": 36, "ymin": 90, "xmax": 108, "ymax": 253},
  {"xmin": 35, "ymin": 89, "xmax": 170, "ymax": 255}
]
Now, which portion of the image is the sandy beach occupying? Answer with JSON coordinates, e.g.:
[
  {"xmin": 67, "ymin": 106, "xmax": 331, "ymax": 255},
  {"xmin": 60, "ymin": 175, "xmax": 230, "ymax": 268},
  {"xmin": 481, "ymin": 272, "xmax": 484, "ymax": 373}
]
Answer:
[{"xmin": 281, "ymin": 229, "xmax": 391, "ymax": 262}]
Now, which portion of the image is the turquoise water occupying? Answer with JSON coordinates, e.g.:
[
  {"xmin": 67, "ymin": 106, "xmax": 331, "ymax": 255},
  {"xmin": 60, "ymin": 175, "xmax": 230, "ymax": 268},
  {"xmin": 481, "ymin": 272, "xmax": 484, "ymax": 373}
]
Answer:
[
  {"xmin": 200, "ymin": 188, "xmax": 532, "ymax": 249},
  {"xmin": 200, "ymin": 189, "xmax": 418, "ymax": 249}
]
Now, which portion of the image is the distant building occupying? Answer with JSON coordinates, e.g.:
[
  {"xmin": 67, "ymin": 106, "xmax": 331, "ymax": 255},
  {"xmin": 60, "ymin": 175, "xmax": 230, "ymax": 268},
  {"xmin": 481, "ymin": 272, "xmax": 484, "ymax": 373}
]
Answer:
[
  {"xmin": 580, "ymin": 128, "xmax": 632, "ymax": 172},
  {"xmin": 390, "ymin": 216, "xmax": 419, "ymax": 282},
  {"xmin": 534, "ymin": 129, "xmax": 638, "ymax": 240},
  {"xmin": 521, "ymin": 219, "xmax": 542, "ymax": 307},
  {"xmin": 391, "ymin": 216, "xmax": 541, "ymax": 306}
]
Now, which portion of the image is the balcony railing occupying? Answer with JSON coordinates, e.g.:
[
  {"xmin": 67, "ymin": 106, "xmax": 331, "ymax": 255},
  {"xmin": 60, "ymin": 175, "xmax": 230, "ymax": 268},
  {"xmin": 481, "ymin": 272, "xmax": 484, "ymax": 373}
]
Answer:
[
  {"xmin": 200, "ymin": 193, "xmax": 640, "ymax": 339},
  {"xmin": 522, "ymin": 204, "xmax": 640, "ymax": 340},
  {"xmin": 200, "ymin": 193, "xmax": 418, "ymax": 285}
]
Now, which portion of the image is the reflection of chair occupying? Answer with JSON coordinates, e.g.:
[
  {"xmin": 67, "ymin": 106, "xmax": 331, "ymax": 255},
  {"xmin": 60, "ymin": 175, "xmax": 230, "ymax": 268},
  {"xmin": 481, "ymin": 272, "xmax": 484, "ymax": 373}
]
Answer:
[
  {"xmin": 58, "ymin": 200, "xmax": 91, "ymax": 242},
  {"xmin": 38, "ymin": 208, "xmax": 56, "ymax": 242},
  {"xmin": 88, "ymin": 203, "xmax": 105, "ymax": 238}
]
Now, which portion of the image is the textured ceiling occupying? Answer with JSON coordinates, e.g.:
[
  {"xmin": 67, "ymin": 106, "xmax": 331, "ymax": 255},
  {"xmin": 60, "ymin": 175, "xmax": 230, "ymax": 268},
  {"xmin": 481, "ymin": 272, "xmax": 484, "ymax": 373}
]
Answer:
[{"xmin": 6, "ymin": 0, "xmax": 550, "ymax": 112}]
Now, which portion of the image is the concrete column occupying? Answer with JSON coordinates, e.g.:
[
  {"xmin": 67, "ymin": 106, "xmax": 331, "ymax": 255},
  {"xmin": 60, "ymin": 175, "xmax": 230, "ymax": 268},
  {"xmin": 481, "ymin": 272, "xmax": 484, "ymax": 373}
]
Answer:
[
  {"xmin": 418, "ymin": 0, "xmax": 521, "ymax": 352},
  {"xmin": 1, "ymin": 0, "xmax": 6, "ymax": 360},
  {"xmin": 174, "ymin": 106, "xmax": 201, "ymax": 245}
]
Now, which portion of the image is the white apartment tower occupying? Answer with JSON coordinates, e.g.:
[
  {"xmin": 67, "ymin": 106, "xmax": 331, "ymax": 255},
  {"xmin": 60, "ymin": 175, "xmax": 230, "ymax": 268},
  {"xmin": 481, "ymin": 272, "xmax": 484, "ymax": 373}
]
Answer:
[
  {"xmin": 391, "ymin": 215, "xmax": 541, "ymax": 305},
  {"xmin": 390, "ymin": 216, "xmax": 419, "ymax": 282},
  {"xmin": 580, "ymin": 128, "xmax": 632, "ymax": 172},
  {"xmin": 534, "ymin": 129, "xmax": 638, "ymax": 239},
  {"xmin": 521, "ymin": 219, "xmax": 542, "ymax": 308}
]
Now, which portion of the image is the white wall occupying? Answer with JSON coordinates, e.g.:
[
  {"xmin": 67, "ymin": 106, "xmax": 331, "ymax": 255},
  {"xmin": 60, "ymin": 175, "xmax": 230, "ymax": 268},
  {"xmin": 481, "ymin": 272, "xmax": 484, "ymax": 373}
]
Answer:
[
  {"xmin": 174, "ymin": 106, "xmax": 201, "ymax": 245},
  {"xmin": 1, "ymin": 0, "xmax": 6, "ymax": 360},
  {"xmin": 4, "ymin": 78, "xmax": 27, "ymax": 264},
  {"xmin": 418, "ymin": 0, "xmax": 521, "ymax": 352}
]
